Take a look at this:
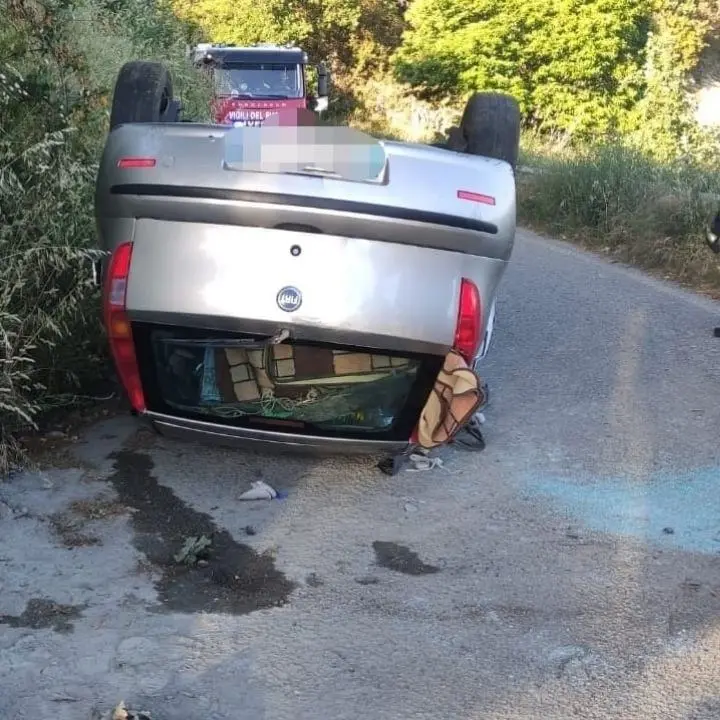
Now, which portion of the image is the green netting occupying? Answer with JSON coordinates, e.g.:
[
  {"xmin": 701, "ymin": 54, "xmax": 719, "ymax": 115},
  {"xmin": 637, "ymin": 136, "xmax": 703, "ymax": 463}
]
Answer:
[{"xmin": 191, "ymin": 370, "xmax": 415, "ymax": 426}]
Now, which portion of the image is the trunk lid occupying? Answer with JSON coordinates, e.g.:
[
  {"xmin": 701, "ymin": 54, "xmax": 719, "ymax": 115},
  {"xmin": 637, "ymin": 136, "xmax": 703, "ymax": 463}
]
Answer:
[{"xmin": 124, "ymin": 217, "xmax": 476, "ymax": 356}]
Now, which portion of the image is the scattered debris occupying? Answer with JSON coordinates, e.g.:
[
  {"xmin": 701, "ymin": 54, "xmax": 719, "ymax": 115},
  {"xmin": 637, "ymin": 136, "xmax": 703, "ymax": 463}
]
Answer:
[
  {"xmin": 403, "ymin": 498, "xmax": 426, "ymax": 513},
  {"xmin": 49, "ymin": 513, "xmax": 101, "ymax": 548},
  {"xmin": 50, "ymin": 496, "xmax": 128, "ymax": 548},
  {"xmin": 373, "ymin": 541, "xmax": 440, "ymax": 576},
  {"xmin": 113, "ymin": 700, "xmax": 152, "ymax": 720},
  {"xmin": 548, "ymin": 644, "xmax": 596, "ymax": 681},
  {"xmin": 69, "ymin": 497, "xmax": 127, "ymax": 521},
  {"xmin": 356, "ymin": 575, "xmax": 380, "ymax": 585},
  {"xmin": 378, "ymin": 358, "xmax": 488, "ymax": 476},
  {"xmin": 406, "ymin": 451, "xmax": 444, "ymax": 472},
  {"xmin": 0, "ymin": 598, "xmax": 84, "ymax": 634},
  {"xmin": 108, "ymin": 450, "xmax": 295, "ymax": 614},
  {"xmin": 238, "ymin": 480, "xmax": 278, "ymax": 501},
  {"xmin": 680, "ymin": 580, "xmax": 702, "ymax": 592},
  {"xmin": 94, "ymin": 700, "xmax": 152, "ymax": 720},
  {"xmin": 306, "ymin": 572, "xmax": 323, "ymax": 587},
  {"xmin": 377, "ymin": 451, "xmax": 412, "ymax": 476},
  {"xmin": 50, "ymin": 694, "xmax": 79, "ymax": 703},
  {"xmin": 377, "ymin": 447, "xmax": 443, "ymax": 475},
  {"xmin": 174, "ymin": 534, "xmax": 213, "ymax": 566}
]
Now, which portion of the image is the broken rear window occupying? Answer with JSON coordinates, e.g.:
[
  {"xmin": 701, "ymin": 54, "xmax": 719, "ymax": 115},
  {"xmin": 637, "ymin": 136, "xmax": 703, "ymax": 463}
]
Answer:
[{"xmin": 133, "ymin": 326, "xmax": 441, "ymax": 439}]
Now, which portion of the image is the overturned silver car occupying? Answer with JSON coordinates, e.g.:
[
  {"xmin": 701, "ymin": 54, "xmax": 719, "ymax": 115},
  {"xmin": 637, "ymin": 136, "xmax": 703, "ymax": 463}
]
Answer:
[{"xmin": 95, "ymin": 61, "xmax": 520, "ymax": 455}]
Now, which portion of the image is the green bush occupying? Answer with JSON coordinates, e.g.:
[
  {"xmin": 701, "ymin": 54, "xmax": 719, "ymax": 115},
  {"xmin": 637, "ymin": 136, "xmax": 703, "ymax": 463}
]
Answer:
[
  {"xmin": 392, "ymin": 0, "xmax": 711, "ymax": 158},
  {"xmin": 393, "ymin": 0, "xmax": 651, "ymax": 140},
  {"xmin": 0, "ymin": 0, "xmax": 210, "ymax": 474},
  {"xmin": 518, "ymin": 140, "xmax": 720, "ymax": 284}
]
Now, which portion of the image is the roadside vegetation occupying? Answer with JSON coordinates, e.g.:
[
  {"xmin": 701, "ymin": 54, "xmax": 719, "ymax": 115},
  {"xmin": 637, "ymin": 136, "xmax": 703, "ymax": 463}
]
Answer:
[
  {"xmin": 0, "ymin": 0, "xmax": 211, "ymax": 472},
  {"xmin": 517, "ymin": 139, "xmax": 720, "ymax": 292},
  {"xmin": 2, "ymin": 0, "xmax": 720, "ymax": 473}
]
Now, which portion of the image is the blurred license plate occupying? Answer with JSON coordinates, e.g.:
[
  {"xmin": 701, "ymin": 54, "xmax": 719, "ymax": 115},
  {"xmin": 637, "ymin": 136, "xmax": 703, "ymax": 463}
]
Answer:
[{"xmin": 223, "ymin": 125, "xmax": 388, "ymax": 183}]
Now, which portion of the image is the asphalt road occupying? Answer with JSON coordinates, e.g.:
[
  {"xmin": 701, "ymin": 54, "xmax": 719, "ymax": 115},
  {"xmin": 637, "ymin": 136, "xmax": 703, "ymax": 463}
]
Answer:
[{"xmin": 1, "ymin": 228, "xmax": 720, "ymax": 719}]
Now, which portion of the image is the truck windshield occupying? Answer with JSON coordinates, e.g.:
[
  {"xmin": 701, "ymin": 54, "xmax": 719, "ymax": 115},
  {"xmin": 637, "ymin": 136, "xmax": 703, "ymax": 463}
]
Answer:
[{"xmin": 214, "ymin": 62, "xmax": 303, "ymax": 99}]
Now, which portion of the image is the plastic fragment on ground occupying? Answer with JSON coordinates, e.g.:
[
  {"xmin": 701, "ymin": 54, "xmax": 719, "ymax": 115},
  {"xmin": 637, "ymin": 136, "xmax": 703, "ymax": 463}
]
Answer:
[
  {"xmin": 238, "ymin": 480, "xmax": 278, "ymax": 501},
  {"xmin": 107, "ymin": 701, "xmax": 152, "ymax": 720},
  {"xmin": 406, "ymin": 452, "xmax": 444, "ymax": 472}
]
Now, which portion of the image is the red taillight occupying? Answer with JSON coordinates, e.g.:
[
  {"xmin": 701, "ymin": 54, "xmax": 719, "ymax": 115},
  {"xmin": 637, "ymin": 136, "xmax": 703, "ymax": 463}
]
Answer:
[
  {"xmin": 409, "ymin": 282, "xmax": 482, "ymax": 443},
  {"xmin": 457, "ymin": 189, "xmax": 496, "ymax": 206},
  {"xmin": 454, "ymin": 278, "xmax": 482, "ymax": 362},
  {"xmin": 103, "ymin": 242, "xmax": 146, "ymax": 412},
  {"xmin": 117, "ymin": 157, "xmax": 156, "ymax": 169}
]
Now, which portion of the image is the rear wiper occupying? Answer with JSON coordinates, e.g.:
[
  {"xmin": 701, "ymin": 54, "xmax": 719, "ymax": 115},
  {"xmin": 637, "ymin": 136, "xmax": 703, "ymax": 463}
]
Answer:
[{"xmin": 286, "ymin": 165, "xmax": 342, "ymax": 179}]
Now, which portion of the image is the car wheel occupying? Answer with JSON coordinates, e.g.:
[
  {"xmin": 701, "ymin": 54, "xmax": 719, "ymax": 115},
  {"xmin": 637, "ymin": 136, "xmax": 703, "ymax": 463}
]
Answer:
[
  {"xmin": 460, "ymin": 92, "xmax": 521, "ymax": 170},
  {"xmin": 109, "ymin": 61, "xmax": 174, "ymax": 131}
]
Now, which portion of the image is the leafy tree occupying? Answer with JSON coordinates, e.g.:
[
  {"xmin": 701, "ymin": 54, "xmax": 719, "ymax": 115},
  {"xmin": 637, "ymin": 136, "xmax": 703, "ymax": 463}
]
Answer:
[
  {"xmin": 171, "ymin": 0, "xmax": 403, "ymax": 74},
  {"xmin": 629, "ymin": 0, "xmax": 709, "ymax": 159},
  {"xmin": 393, "ymin": 0, "xmax": 652, "ymax": 138},
  {"xmin": 171, "ymin": 0, "xmax": 278, "ymax": 48}
]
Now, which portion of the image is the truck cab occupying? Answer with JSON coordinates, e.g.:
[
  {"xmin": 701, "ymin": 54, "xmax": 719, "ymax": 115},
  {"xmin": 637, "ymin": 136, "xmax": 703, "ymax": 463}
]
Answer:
[{"xmin": 192, "ymin": 43, "xmax": 330, "ymax": 126}]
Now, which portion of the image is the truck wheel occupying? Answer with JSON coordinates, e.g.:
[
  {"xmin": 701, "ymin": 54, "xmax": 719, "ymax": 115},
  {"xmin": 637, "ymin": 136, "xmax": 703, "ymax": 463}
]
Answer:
[
  {"xmin": 460, "ymin": 92, "xmax": 521, "ymax": 170},
  {"xmin": 109, "ymin": 61, "xmax": 174, "ymax": 130}
]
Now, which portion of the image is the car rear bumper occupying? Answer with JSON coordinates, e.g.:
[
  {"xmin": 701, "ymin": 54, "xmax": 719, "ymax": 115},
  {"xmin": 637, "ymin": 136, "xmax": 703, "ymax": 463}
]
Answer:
[{"xmin": 146, "ymin": 411, "xmax": 409, "ymax": 456}]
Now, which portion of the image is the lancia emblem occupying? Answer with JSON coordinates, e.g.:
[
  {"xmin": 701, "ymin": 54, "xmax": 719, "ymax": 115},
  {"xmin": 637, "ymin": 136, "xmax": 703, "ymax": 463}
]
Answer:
[{"xmin": 277, "ymin": 286, "xmax": 302, "ymax": 312}]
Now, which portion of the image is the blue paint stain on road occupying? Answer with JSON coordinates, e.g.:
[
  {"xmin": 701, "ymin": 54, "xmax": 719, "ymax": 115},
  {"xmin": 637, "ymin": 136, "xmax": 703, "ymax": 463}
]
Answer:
[{"xmin": 525, "ymin": 467, "xmax": 720, "ymax": 554}]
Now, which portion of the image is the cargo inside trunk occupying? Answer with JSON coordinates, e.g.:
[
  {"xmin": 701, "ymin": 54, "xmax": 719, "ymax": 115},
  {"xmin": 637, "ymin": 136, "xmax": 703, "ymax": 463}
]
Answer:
[{"xmin": 133, "ymin": 323, "xmax": 444, "ymax": 441}]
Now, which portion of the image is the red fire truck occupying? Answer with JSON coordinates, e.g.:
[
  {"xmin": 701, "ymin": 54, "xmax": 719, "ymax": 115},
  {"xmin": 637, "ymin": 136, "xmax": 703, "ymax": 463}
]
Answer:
[{"xmin": 192, "ymin": 43, "xmax": 330, "ymax": 126}]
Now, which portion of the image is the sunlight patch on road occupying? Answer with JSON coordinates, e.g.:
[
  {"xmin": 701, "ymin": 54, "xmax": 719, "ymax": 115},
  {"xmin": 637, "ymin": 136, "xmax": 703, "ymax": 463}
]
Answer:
[
  {"xmin": 526, "ymin": 466, "xmax": 720, "ymax": 554},
  {"xmin": 599, "ymin": 307, "xmax": 653, "ymax": 477}
]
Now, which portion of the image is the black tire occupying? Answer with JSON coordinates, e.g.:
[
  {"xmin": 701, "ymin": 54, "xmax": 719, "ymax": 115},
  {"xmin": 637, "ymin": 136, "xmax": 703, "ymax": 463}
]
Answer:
[
  {"xmin": 446, "ymin": 126, "xmax": 466, "ymax": 152},
  {"xmin": 109, "ymin": 61, "xmax": 174, "ymax": 130},
  {"xmin": 460, "ymin": 92, "xmax": 521, "ymax": 170}
]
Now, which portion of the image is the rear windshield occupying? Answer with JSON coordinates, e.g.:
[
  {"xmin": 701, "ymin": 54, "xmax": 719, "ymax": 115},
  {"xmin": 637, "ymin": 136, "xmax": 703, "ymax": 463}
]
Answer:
[{"xmin": 133, "ymin": 325, "xmax": 442, "ymax": 440}]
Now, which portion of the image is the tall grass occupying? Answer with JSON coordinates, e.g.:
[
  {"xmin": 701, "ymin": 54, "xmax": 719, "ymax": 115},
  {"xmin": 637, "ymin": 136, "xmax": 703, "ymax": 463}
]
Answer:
[
  {"xmin": 0, "ymin": 0, "xmax": 211, "ymax": 475},
  {"xmin": 343, "ymin": 73, "xmax": 462, "ymax": 143},
  {"xmin": 517, "ymin": 140, "xmax": 720, "ymax": 290}
]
